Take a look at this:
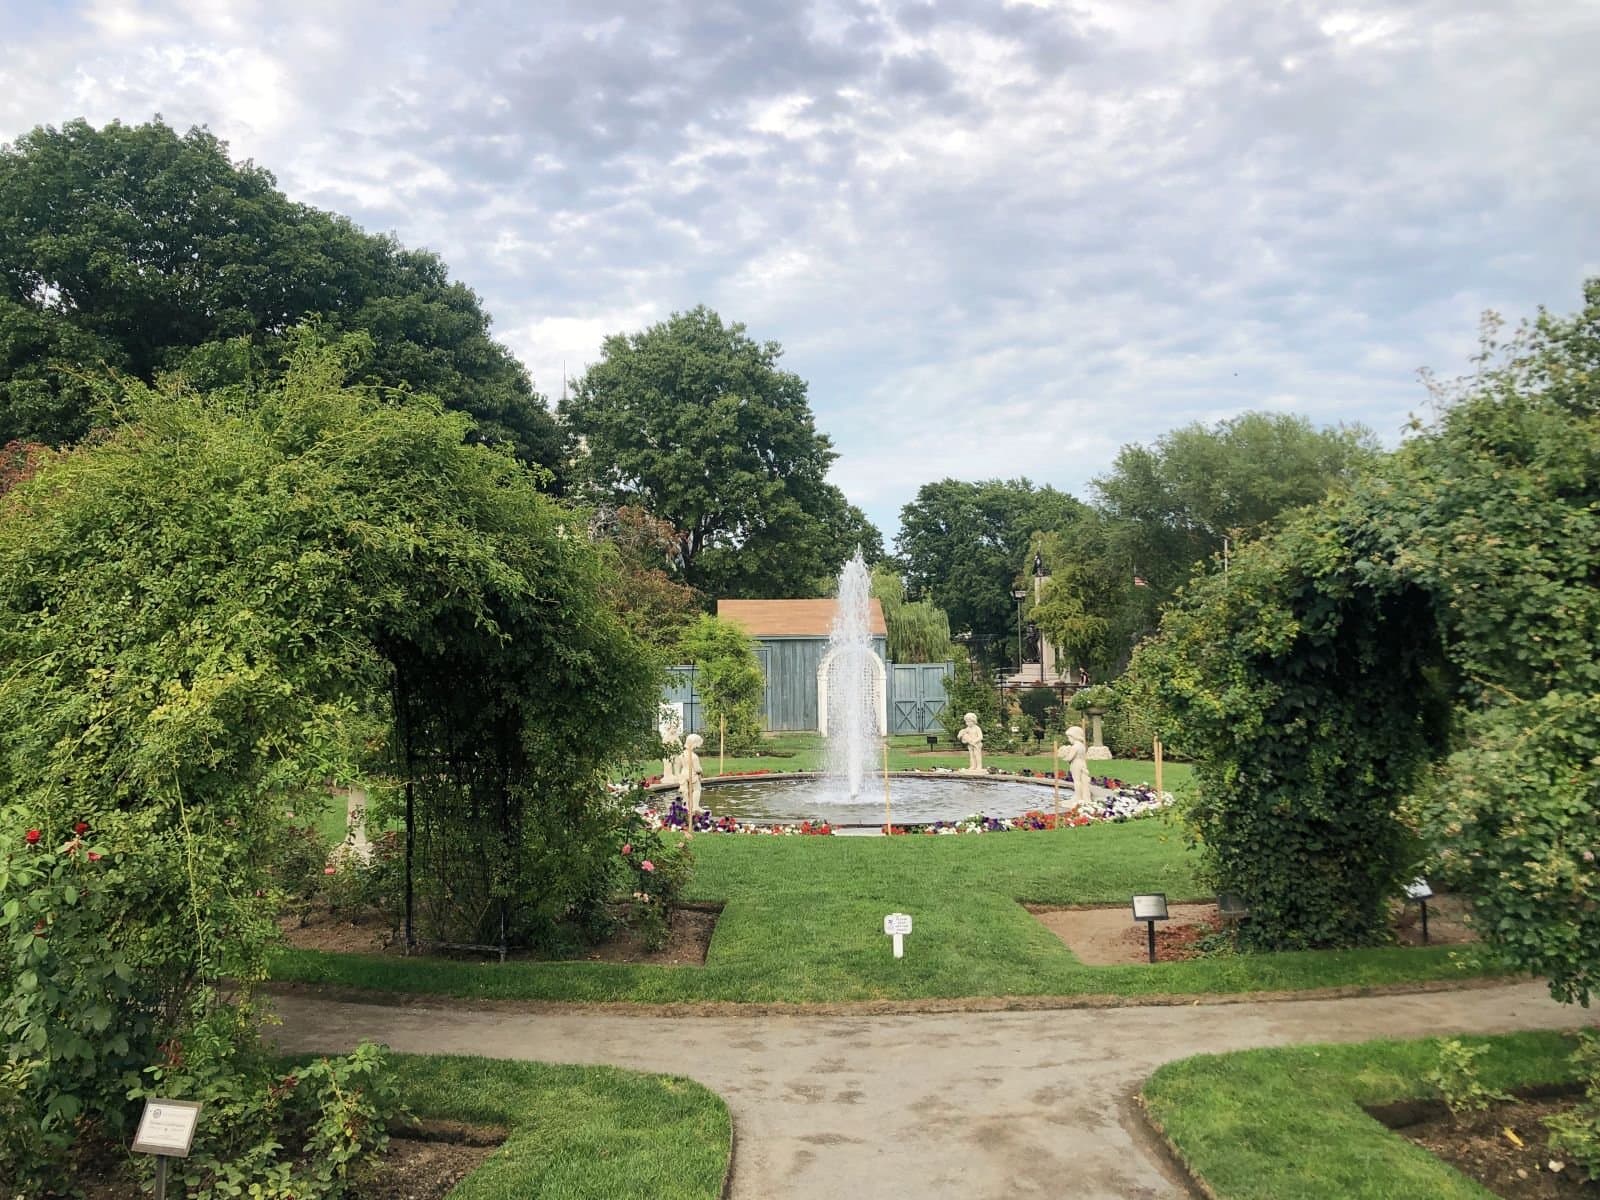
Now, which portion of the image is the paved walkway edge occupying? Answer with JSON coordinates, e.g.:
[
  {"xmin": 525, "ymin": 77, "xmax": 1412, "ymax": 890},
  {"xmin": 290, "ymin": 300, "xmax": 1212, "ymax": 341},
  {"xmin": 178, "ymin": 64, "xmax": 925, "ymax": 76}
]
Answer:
[
  {"xmin": 1135, "ymin": 1094, "xmax": 1217, "ymax": 1200},
  {"xmin": 262, "ymin": 972, "xmax": 1523, "ymax": 1018}
]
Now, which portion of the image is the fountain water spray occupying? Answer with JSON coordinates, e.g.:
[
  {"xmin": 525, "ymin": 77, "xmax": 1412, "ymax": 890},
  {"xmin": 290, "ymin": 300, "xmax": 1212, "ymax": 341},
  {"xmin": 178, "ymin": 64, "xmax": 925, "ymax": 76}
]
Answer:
[{"xmin": 822, "ymin": 549, "xmax": 881, "ymax": 800}]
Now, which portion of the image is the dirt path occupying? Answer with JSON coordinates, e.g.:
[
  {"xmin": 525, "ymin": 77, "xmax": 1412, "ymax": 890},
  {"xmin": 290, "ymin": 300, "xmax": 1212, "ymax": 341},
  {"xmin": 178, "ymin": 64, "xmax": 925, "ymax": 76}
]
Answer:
[{"xmin": 271, "ymin": 981, "xmax": 1590, "ymax": 1199}]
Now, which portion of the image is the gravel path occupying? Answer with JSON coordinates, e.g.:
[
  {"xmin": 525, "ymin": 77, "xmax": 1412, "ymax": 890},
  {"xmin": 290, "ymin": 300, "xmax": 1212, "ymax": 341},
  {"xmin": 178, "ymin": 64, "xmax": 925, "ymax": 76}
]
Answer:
[{"xmin": 271, "ymin": 981, "xmax": 1589, "ymax": 1199}]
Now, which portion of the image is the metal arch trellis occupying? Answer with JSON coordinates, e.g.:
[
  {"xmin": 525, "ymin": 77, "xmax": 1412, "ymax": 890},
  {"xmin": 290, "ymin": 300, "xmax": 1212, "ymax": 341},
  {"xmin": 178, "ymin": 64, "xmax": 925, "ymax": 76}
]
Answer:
[{"xmin": 393, "ymin": 658, "xmax": 521, "ymax": 964}]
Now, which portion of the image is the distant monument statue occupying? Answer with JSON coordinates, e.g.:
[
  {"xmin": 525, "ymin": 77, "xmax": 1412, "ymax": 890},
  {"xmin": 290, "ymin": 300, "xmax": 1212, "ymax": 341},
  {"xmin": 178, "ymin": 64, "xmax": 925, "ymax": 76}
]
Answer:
[
  {"xmin": 1061, "ymin": 725, "xmax": 1090, "ymax": 809},
  {"xmin": 680, "ymin": 732, "xmax": 705, "ymax": 823},
  {"xmin": 957, "ymin": 712, "xmax": 985, "ymax": 773},
  {"xmin": 658, "ymin": 704, "xmax": 685, "ymax": 784}
]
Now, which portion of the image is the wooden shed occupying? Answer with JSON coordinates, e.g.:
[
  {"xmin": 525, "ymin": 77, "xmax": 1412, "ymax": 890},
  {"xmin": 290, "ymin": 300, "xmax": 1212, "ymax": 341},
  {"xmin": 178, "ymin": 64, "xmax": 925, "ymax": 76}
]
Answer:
[{"xmin": 663, "ymin": 599, "xmax": 951, "ymax": 735}]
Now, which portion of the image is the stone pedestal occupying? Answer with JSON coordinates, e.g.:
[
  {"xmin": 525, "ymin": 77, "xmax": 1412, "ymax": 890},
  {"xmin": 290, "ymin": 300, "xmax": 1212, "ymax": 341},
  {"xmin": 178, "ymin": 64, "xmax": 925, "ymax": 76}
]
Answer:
[{"xmin": 1085, "ymin": 709, "xmax": 1113, "ymax": 760}]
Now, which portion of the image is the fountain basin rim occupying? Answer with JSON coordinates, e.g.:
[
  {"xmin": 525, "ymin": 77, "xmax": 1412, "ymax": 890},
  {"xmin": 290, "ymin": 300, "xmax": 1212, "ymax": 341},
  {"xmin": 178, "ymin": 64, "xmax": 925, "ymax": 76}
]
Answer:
[{"xmin": 646, "ymin": 770, "xmax": 1084, "ymax": 795}]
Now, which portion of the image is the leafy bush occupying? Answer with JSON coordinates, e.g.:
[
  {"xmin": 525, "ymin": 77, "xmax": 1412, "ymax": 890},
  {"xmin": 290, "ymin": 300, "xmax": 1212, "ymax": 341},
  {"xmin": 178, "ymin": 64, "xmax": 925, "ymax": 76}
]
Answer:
[
  {"xmin": 1016, "ymin": 686, "xmax": 1057, "ymax": 735},
  {"xmin": 1427, "ymin": 1039, "xmax": 1511, "ymax": 1115},
  {"xmin": 1067, "ymin": 683, "xmax": 1116, "ymax": 712},
  {"xmin": 679, "ymin": 615, "xmax": 765, "ymax": 752},
  {"xmin": 939, "ymin": 662, "xmax": 1001, "ymax": 746},
  {"xmin": 618, "ymin": 817, "xmax": 695, "ymax": 952},
  {"xmin": 133, "ymin": 1014, "xmax": 401, "ymax": 1200},
  {"xmin": 1546, "ymin": 1031, "xmax": 1600, "ymax": 1179}
]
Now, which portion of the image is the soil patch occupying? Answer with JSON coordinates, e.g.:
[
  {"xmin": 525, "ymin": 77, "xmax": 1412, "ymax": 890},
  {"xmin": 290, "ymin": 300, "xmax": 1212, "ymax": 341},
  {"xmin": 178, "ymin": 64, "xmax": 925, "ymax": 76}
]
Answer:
[
  {"xmin": 1028, "ymin": 893, "xmax": 1480, "ymax": 966},
  {"xmin": 281, "ymin": 903, "xmax": 720, "ymax": 967},
  {"xmin": 77, "ymin": 1120, "xmax": 504, "ymax": 1200},
  {"xmin": 1378, "ymin": 1093, "xmax": 1595, "ymax": 1198},
  {"xmin": 1027, "ymin": 902, "xmax": 1224, "ymax": 965}
]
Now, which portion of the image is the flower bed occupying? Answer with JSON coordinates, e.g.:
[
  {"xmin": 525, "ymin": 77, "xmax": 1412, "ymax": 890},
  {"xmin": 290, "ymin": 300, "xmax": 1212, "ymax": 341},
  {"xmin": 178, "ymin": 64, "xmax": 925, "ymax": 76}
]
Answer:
[{"xmin": 638, "ymin": 785, "xmax": 1172, "ymax": 836}]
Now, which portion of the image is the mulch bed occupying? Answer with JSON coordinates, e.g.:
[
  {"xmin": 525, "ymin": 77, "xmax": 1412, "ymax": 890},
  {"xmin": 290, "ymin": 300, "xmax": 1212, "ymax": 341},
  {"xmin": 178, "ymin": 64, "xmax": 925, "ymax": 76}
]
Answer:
[
  {"xmin": 76, "ymin": 1119, "xmax": 505, "ymax": 1199},
  {"xmin": 281, "ymin": 903, "xmax": 719, "ymax": 967},
  {"xmin": 1028, "ymin": 893, "xmax": 1480, "ymax": 966},
  {"xmin": 1372, "ymin": 1092, "xmax": 1596, "ymax": 1197}
]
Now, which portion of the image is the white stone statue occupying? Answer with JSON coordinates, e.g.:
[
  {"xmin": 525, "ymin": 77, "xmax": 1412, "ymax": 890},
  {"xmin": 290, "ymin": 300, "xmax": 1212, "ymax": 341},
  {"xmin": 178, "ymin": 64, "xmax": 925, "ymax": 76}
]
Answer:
[
  {"xmin": 957, "ymin": 712, "xmax": 984, "ymax": 773},
  {"xmin": 658, "ymin": 704, "xmax": 685, "ymax": 784},
  {"xmin": 680, "ymin": 732, "xmax": 705, "ymax": 824},
  {"xmin": 1061, "ymin": 725, "xmax": 1090, "ymax": 809}
]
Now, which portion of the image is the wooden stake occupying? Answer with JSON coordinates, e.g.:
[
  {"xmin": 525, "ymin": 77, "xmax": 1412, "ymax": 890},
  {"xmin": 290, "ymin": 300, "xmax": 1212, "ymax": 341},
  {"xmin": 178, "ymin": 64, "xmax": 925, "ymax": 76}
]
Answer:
[
  {"xmin": 883, "ymin": 741, "xmax": 892, "ymax": 835},
  {"xmin": 1154, "ymin": 735, "xmax": 1164, "ymax": 798},
  {"xmin": 719, "ymin": 714, "xmax": 726, "ymax": 777},
  {"xmin": 1053, "ymin": 741, "xmax": 1061, "ymax": 828}
]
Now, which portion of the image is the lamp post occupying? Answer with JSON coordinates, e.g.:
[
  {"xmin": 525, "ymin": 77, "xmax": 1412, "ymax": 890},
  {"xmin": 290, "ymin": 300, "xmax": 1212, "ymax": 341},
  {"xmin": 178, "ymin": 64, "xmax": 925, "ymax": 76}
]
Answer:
[{"xmin": 1010, "ymin": 587, "xmax": 1026, "ymax": 671}]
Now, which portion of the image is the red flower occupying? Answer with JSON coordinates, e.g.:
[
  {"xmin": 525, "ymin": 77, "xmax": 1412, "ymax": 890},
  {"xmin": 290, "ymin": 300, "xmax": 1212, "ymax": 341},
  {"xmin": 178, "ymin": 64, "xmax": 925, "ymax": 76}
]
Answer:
[
  {"xmin": 73, "ymin": 822, "xmax": 89, "ymax": 835},
  {"xmin": 87, "ymin": 852, "xmax": 102, "ymax": 862},
  {"xmin": 24, "ymin": 829, "xmax": 40, "ymax": 845},
  {"xmin": 621, "ymin": 843, "xmax": 633, "ymax": 856}
]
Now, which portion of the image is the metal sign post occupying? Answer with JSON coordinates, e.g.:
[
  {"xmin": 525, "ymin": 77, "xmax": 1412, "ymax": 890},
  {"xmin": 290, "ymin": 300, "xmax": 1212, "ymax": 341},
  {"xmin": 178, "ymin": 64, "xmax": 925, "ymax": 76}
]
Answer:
[{"xmin": 132, "ymin": 1098, "xmax": 202, "ymax": 1199}]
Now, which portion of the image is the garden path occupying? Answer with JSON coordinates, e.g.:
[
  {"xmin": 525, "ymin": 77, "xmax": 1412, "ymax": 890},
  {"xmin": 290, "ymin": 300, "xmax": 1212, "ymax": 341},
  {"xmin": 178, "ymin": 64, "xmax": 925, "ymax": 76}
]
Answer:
[{"xmin": 272, "ymin": 982, "xmax": 1589, "ymax": 1200}]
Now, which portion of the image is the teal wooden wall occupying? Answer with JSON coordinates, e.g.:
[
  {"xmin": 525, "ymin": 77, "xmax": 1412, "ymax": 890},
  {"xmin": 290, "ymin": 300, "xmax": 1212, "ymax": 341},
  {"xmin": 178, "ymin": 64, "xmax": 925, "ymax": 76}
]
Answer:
[{"xmin": 664, "ymin": 637, "xmax": 949, "ymax": 733}]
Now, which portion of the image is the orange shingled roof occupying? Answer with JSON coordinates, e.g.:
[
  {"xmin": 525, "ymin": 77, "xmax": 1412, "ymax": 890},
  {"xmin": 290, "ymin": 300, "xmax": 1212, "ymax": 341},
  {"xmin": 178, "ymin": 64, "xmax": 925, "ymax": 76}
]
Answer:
[{"xmin": 716, "ymin": 598, "xmax": 887, "ymax": 638}]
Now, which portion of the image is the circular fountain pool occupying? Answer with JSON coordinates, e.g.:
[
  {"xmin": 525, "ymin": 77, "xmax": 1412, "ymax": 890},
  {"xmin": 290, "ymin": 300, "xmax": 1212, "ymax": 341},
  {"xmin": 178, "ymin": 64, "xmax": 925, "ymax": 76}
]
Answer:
[{"xmin": 700, "ymin": 774, "xmax": 1088, "ymax": 827}]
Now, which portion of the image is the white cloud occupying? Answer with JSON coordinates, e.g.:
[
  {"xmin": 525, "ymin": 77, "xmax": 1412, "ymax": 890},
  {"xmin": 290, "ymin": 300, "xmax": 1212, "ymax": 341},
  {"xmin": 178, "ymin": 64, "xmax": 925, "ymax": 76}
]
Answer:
[{"xmin": 3, "ymin": 0, "xmax": 1597, "ymax": 539}]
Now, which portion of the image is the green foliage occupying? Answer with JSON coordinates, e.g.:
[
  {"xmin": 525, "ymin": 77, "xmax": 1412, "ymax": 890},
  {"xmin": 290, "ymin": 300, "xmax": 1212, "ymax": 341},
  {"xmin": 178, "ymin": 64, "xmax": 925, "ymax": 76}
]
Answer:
[
  {"xmin": 870, "ymin": 566, "xmax": 957, "ymax": 663},
  {"xmin": 895, "ymin": 478, "xmax": 1084, "ymax": 662},
  {"xmin": 1016, "ymin": 686, "xmax": 1057, "ymax": 733},
  {"xmin": 133, "ymin": 1017, "xmax": 400, "ymax": 1200},
  {"xmin": 1091, "ymin": 411, "xmax": 1379, "ymax": 608},
  {"xmin": 1027, "ymin": 531, "xmax": 1111, "ymax": 673},
  {"xmin": 1133, "ymin": 280, "xmax": 1600, "ymax": 972},
  {"xmin": 1067, "ymin": 684, "xmax": 1116, "ymax": 712},
  {"xmin": 593, "ymin": 506, "xmax": 703, "ymax": 653},
  {"xmin": 619, "ymin": 816, "xmax": 695, "ymax": 952},
  {"xmin": 0, "ymin": 335, "xmax": 653, "ymax": 1184},
  {"xmin": 1426, "ymin": 1038, "xmax": 1512, "ymax": 1115},
  {"xmin": 939, "ymin": 662, "xmax": 1002, "ymax": 745},
  {"xmin": 0, "ymin": 117, "xmax": 560, "ymax": 470},
  {"xmin": 1546, "ymin": 1031, "xmax": 1600, "ymax": 1179},
  {"xmin": 678, "ymin": 615, "xmax": 765, "ymax": 752},
  {"xmin": 561, "ymin": 306, "xmax": 874, "ymax": 596}
]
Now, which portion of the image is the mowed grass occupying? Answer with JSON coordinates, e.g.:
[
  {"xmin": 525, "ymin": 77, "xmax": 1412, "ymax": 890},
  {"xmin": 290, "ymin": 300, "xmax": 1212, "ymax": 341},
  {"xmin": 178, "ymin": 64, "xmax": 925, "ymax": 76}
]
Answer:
[
  {"xmin": 272, "ymin": 816, "xmax": 1494, "ymax": 1003},
  {"xmin": 1142, "ymin": 1031, "xmax": 1584, "ymax": 1199},
  {"xmin": 354, "ymin": 1055, "xmax": 728, "ymax": 1200}
]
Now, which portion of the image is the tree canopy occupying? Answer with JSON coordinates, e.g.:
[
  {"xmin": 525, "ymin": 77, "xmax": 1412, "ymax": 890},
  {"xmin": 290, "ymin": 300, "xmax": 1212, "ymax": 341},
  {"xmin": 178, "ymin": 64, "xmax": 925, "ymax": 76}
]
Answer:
[
  {"xmin": 895, "ymin": 478, "xmax": 1084, "ymax": 662},
  {"xmin": 1133, "ymin": 282, "xmax": 1600, "ymax": 998},
  {"xmin": 560, "ymin": 305, "xmax": 877, "ymax": 597},
  {"xmin": 0, "ymin": 117, "xmax": 561, "ymax": 472}
]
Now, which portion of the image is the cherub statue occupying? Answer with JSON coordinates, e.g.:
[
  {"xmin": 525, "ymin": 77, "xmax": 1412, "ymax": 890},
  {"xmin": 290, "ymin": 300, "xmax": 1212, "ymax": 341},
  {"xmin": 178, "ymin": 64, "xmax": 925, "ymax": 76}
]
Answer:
[
  {"xmin": 1061, "ymin": 724, "xmax": 1089, "ymax": 809},
  {"xmin": 680, "ymin": 732, "xmax": 705, "ymax": 824},
  {"xmin": 957, "ymin": 712, "xmax": 984, "ymax": 773}
]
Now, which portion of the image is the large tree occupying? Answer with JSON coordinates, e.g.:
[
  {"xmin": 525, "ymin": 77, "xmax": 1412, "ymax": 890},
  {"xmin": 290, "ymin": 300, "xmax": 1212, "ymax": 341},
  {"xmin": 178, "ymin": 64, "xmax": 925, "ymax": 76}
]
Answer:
[
  {"xmin": 0, "ymin": 117, "xmax": 561, "ymax": 472},
  {"xmin": 561, "ymin": 305, "xmax": 875, "ymax": 596},
  {"xmin": 1092, "ymin": 412, "xmax": 1379, "ymax": 602},
  {"xmin": 895, "ymin": 478, "xmax": 1084, "ymax": 662}
]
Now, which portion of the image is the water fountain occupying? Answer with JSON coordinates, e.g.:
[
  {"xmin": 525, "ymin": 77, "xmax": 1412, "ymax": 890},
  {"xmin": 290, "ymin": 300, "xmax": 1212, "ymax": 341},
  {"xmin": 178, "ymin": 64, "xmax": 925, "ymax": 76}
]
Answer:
[{"xmin": 821, "ymin": 549, "xmax": 880, "ymax": 800}]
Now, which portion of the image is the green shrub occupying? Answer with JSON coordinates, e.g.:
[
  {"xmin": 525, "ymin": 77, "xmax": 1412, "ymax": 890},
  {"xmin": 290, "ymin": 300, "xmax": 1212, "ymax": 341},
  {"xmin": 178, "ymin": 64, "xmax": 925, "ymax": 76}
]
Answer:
[
  {"xmin": 1426, "ymin": 1039, "xmax": 1511, "ymax": 1115},
  {"xmin": 1546, "ymin": 1031, "xmax": 1600, "ymax": 1179},
  {"xmin": 679, "ymin": 615, "xmax": 765, "ymax": 752},
  {"xmin": 939, "ymin": 662, "xmax": 1001, "ymax": 746},
  {"xmin": 619, "ymin": 817, "xmax": 695, "ymax": 952}
]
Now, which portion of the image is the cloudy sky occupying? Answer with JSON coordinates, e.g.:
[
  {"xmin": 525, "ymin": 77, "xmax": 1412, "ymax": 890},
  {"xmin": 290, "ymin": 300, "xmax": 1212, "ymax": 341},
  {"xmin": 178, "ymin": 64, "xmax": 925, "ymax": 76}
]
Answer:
[{"xmin": 3, "ymin": 0, "xmax": 1596, "ymax": 537}]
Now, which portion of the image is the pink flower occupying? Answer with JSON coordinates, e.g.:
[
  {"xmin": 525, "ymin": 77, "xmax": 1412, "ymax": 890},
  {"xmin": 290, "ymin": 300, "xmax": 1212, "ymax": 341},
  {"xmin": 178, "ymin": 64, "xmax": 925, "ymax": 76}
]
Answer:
[
  {"xmin": 323, "ymin": 865, "xmax": 336, "ymax": 875},
  {"xmin": 87, "ymin": 852, "xmax": 102, "ymax": 863},
  {"xmin": 620, "ymin": 843, "xmax": 633, "ymax": 856},
  {"xmin": 640, "ymin": 860, "xmax": 655, "ymax": 872}
]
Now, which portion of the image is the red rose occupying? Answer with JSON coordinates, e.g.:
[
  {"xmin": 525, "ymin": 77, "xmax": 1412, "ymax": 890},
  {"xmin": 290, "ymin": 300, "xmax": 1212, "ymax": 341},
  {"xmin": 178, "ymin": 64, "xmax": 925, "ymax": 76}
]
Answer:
[
  {"xmin": 620, "ymin": 843, "xmax": 632, "ymax": 856},
  {"xmin": 24, "ymin": 829, "xmax": 40, "ymax": 845},
  {"xmin": 73, "ymin": 822, "xmax": 89, "ymax": 835},
  {"xmin": 87, "ymin": 852, "xmax": 102, "ymax": 862}
]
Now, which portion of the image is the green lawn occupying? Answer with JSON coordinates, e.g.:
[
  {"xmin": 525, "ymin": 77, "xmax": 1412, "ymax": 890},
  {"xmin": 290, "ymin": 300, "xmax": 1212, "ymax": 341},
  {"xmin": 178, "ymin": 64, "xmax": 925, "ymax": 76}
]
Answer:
[
  {"xmin": 272, "ymin": 817, "xmax": 1495, "ymax": 1003},
  {"xmin": 1141, "ymin": 1031, "xmax": 1585, "ymax": 1199},
  {"xmin": 367, "ymin": 1055, "xmax": 728, "ymax": 1199}
]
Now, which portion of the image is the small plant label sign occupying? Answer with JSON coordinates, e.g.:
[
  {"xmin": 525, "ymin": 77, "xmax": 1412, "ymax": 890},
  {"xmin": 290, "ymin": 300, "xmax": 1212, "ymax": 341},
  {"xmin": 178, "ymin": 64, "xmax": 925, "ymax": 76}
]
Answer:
[
  {"xmin": 132, "ymin": 1098, "xmax": 201, "ymax": 1156},
  {"xmin": 883, "ymin": 912, "xmax": 912, "ymax": 958}
]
